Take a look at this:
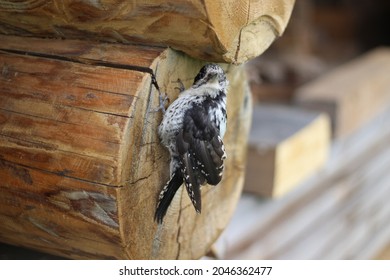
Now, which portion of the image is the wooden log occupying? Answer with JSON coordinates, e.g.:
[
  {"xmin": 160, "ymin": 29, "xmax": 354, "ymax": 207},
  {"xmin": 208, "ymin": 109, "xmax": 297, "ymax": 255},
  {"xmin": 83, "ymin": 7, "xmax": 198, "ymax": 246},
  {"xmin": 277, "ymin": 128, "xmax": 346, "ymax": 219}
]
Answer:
[
  {"xmin": 0, "ymin": 35, "xmax": 252, "ymax": 259},
  {"xmin": 0, "ymin": 0, "xmax": 295, "ymax": 63},
  {"xmin": 244, "ymin": 105, "xmax": 330, "ymax": 197},
  {"xmin": 294, "ymin": 48, "xmax": 390, "ymax": 138},
  {"xmin": 374, "ymin": 243, "xmax": 390, "ymax": 260},
  {"xmin": 214, "ymin": 106, "xmax": 390, "ymax": 259}
]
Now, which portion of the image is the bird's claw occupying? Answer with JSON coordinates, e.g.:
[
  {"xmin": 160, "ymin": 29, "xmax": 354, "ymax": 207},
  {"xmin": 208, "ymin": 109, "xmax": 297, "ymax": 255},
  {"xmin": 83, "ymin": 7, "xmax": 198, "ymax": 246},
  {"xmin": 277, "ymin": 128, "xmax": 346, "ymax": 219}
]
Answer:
[
  {"xmin": 150, "ymin": 93, "xmax": 169, "ymax": 114},
  {"xmin": 174, "ymin": 78, "xmax": 185, "ymax": 93}
]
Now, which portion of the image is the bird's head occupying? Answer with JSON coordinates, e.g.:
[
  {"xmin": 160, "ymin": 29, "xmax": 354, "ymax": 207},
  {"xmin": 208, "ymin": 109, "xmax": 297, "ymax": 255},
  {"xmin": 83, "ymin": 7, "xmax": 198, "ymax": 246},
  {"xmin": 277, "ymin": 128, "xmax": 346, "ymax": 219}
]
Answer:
[{"xmin": 192, "ymin": 64, "xmax": 228, "ymax": 90}]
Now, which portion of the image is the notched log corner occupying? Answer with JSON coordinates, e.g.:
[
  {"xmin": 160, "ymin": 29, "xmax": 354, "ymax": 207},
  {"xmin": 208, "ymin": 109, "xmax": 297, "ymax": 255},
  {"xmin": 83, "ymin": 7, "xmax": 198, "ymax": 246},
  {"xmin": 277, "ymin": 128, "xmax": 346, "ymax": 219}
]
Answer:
[{"xmin": 0, "ymin": 34, "xmax": 252, "ymax": 259}]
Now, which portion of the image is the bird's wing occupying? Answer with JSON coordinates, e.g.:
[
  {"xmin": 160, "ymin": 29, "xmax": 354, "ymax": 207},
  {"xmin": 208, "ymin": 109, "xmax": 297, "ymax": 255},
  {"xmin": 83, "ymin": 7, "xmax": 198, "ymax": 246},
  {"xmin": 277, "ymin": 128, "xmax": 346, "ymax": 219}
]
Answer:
[{"xmin": 176, "ymin": 106, "xmax": 226, "ymax": 213}]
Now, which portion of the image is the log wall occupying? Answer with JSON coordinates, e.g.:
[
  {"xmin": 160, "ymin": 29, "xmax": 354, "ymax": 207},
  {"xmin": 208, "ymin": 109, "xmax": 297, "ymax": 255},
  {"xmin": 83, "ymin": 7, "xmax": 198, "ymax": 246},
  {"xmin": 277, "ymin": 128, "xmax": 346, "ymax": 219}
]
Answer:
[
  {"xmin": 0, "ymin": 35, "xmax": 252, "ymax": 259},
  {"xmin": 0, "ymin": 0, "xmax": 295, "ymax": 63}
]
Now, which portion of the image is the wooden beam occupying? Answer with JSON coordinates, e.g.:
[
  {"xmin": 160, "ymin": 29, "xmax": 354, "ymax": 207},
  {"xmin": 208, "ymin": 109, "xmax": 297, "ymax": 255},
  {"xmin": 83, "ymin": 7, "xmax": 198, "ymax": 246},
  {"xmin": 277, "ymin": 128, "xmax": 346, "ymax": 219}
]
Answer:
[
  {"xmin": 0, "ymin": 35, "xmax": 251, "ymax": 259},
  {"xmin": 244, "ymin": 105, "xmax": 330, "ymax": 197},
  {"xmin": 0, "ymin": 0, "xmax": 295, "ymax": 63},
  {"xmin": 295, "ymin": 48, "xmax": 390, "ymax": 138}
]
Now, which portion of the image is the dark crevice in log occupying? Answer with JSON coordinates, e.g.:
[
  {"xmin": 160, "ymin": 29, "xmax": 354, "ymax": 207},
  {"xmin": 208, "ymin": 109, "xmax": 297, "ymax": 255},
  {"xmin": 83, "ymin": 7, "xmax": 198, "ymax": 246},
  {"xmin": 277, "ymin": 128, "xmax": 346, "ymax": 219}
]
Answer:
[{"xmin": 0, "ymin": 47, "xmax": 162, "ymax": 94}]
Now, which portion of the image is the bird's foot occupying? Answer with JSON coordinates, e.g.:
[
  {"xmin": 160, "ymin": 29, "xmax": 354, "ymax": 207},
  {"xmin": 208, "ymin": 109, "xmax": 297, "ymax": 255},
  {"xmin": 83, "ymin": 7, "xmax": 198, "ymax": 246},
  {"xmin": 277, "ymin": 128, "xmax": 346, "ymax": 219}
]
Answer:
[
  {"xmin": 150, "ymin": 93, "xmax": 169, "ymax": 114},
  {"xmin": 174, "ymin": 78, "xmax": 185, "ymax": 93}
]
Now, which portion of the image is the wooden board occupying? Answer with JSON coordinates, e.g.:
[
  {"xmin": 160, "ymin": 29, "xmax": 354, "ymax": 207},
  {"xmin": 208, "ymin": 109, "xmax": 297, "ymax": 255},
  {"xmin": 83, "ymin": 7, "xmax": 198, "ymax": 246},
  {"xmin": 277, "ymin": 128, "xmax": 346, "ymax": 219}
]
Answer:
[
  {"xmin": 245, "ymin": 105, "xmax": 330, "ymax": 197},
  {"xmin": 0, "ymin": 35, "xmax": 252, "ymax": 259},
  {"xmin": 374, "ymin": 243, "xmax": 390, "ymax": 260},
  {"xmin": 294, "ymin": 48, "xmax": 390, "ymax": 138},
  {"xmin": 0, "ymin": 0, "xmax": 295, "ymax": 63},
  {"xmin": 214, "ymin": 105, "xmax": 390, "ymax": 259}
]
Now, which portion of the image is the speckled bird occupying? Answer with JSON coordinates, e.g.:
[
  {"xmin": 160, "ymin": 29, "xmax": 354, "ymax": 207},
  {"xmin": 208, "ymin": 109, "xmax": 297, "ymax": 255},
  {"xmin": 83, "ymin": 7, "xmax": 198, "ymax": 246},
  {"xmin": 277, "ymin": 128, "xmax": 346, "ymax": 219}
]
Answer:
[{"xmin": 155, "ymin": 64, "xmax": 228, "ymax": 223}]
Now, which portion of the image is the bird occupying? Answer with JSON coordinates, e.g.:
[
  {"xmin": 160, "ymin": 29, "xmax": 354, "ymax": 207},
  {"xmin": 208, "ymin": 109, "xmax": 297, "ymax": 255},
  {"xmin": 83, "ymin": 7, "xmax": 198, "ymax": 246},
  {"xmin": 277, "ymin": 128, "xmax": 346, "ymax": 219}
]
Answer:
[{"xmin": 155, "ymin": 64, "xmax": 228, "ymax": 223}]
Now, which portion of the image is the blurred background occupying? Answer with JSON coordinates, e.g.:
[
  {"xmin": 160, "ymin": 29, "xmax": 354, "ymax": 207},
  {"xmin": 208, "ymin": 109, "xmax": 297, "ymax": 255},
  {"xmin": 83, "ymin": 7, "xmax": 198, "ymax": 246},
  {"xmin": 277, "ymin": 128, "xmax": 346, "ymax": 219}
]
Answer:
[
  {"xmin": 2, "ymin": 0, "xmax": 390, "ymax": 259},
  {"xmin": 214, "ymin": 0, "xmax": 390, "ymax": 260},
  {"xmin": 246, "ymin": 0, "xmax": 390, "ymax": 103}
]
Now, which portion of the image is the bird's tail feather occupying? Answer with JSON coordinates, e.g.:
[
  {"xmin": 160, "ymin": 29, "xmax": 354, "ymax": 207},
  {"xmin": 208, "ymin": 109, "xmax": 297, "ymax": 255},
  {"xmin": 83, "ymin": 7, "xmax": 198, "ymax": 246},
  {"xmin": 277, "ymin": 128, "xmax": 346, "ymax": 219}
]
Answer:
[{"xmin": 155, "ymin": 170, "xmax": 183, "ymax": 223}]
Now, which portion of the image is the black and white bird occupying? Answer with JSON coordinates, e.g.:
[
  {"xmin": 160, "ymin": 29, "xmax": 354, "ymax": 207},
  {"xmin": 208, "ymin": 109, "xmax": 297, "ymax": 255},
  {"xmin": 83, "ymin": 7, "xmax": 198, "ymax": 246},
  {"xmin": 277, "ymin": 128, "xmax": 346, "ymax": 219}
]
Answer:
[{"xmin": 155, "ymin": 64, "xmax": 228, "ymax": 223}]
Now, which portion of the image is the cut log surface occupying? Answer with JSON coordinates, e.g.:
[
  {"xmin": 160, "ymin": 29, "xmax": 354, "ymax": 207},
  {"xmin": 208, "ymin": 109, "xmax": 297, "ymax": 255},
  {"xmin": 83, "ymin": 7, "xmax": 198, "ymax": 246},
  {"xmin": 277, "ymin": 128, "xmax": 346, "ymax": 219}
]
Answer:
[
  {"xmin": 295, "ymin": 48, "xmax": 390, "ymax": 138},
  {"xmin": 245, "ymin": 105, "xmax": 330, "ymax": 197},
  {"xmin": 0, "ymin": 0, "xmax": 295, "ymax": 63},
  {"xmin": 0, "ymin": 35, "xmax": 252, "ymax": 259}
]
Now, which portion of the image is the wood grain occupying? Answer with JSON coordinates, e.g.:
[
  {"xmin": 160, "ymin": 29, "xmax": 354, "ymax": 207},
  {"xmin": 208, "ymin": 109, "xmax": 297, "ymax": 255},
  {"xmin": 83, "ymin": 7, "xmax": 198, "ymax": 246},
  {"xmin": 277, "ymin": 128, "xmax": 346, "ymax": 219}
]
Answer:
[
  {"xmin": 0, "ymin": 0, "xmax": 295, "ymax": 63},
  {"xmin": 0, "ymin": 35, "xmax": 251, "ymax": 259}
]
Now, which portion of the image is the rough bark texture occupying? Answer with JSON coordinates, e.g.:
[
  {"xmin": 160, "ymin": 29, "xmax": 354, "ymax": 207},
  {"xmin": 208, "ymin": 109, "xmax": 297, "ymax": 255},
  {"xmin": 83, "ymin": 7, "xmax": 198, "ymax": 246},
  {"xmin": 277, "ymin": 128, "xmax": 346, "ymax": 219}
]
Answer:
[
  {"xmin": 0, "ymin": 0, "xmax": 295, "ymax": 63},
  {"xmin": 0, "ymin": 35, "xmax": 252, "ymax": 259}
]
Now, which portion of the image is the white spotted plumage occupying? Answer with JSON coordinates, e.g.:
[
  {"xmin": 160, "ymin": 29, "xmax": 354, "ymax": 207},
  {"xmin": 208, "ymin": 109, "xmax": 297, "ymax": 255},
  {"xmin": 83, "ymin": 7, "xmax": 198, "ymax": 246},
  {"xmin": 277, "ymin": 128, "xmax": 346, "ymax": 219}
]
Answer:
[{"xmin": 155, "ymin": 64, "xmax": 228, "ymax": 223}]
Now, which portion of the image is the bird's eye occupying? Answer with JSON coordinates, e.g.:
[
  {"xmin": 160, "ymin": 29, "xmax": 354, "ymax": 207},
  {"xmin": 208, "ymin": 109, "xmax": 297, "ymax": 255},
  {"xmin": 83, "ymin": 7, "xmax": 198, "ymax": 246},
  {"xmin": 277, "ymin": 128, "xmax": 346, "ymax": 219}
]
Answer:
[{"xmin": 207, "ymin": 72, "xmax": 216, "ymax": 79}]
